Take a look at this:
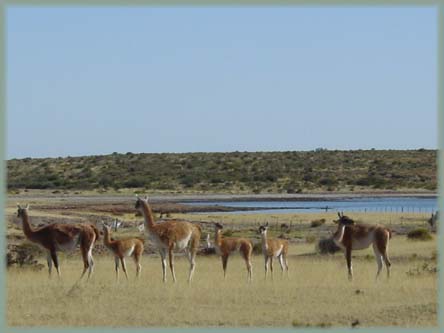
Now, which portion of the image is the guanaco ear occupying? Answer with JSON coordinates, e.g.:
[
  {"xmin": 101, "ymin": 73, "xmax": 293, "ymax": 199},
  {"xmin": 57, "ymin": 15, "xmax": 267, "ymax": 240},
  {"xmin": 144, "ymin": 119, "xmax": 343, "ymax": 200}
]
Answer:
[
  {"xmin": 144, "ymin": 196, "xmax": 149, "ymax": 202},
  {"xmin": 25, "ymin": 204, "xmax": 30, "ymax": 209},
  {"xmin": 17, "ymin": 203, "xmax": 21, "ymax": 209},
  {"xmin": 265, "ymin": 222, "xmax": 269, "ymax": 227}
]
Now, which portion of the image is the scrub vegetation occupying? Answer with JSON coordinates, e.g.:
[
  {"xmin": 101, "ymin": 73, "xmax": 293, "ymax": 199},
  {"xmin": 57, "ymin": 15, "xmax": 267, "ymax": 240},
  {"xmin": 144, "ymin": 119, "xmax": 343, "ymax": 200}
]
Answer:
[{"xmin": 7, "ymin": 149, "xmax": 437, "ymax": 193}]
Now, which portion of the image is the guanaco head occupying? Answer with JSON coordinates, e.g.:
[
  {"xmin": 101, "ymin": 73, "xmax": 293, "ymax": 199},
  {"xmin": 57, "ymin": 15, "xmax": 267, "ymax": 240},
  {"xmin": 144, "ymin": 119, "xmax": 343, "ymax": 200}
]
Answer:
[
  {"xmin": 101, "ymin": 222, "xmax": 111, "ymax": 235},
  {"xmin": 16, "ymin": 204, "xmax": 29, "ymax": 218},
  {"xmin": 334, "ymin": 212, "xmax": 355, "ymax": 226},
  {"xmin": 134, "ymin": 195, "xmax": 149, "ymax": 211},
  {"xmin": 258, "ymin": 222, "xmax": 269, "ymax": 235},
  {"xmin": 214, "ymin": 222, "xmax": 224, "ymax": 231}
]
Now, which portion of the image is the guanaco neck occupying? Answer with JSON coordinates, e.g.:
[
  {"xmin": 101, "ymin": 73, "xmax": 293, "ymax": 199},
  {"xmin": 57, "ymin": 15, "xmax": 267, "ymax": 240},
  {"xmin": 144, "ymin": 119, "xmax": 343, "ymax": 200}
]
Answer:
[
  {"xmin": 215, "ymin": 229, "xmax": 223, "ymax": 247},
  {"xmin": 140, "ymin": 201, "xmax": 156, "ymax": 229},
  {"xmin": 20, "ymin": 210, "xmax": 36, "ymax": 240},
  {"xmin": 333, "ymin": 224, "xmax": 346, "ymax": 244},
  {"xmin": 103, "ymin": 228, "xmax": 114, "ymax": 248},
  {"xmin": 261, "ymin": 231, "xmax": 269, "ymax": 251}
]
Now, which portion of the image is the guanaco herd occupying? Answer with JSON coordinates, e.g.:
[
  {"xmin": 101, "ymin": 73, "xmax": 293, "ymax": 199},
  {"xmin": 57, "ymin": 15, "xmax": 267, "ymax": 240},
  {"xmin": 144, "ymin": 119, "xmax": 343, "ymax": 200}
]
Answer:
[{"xmin": 15, "ymin": 198, "xmax": 393, "ymax": 283}]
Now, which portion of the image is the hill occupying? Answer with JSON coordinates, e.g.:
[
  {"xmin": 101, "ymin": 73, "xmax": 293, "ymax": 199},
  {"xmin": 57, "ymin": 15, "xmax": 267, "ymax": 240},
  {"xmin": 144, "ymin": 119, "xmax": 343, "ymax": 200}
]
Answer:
[{"xmin": 7, "ymin": 149, "xmax": 437, "ymax": 193}]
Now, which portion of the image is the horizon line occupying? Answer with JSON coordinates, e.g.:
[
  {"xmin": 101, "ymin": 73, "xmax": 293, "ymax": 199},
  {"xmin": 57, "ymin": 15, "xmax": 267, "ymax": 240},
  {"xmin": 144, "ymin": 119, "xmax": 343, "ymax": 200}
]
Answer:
[{"xmin": 7, "ymin": 147, "xmax": 437, "ymax": 160}]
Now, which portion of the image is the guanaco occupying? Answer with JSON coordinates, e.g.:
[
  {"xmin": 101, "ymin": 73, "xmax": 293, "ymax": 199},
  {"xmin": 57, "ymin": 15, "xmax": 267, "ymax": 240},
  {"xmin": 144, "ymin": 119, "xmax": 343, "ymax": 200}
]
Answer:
[
  {"xmin": 258, "ymin": 222, "xmax": 289, "ymax": 279},
  {"xmin": 333, "ymin": 212, "xmax": 392, "ymax": 280},
  {"xmin": 102, "ymin": 223, "xmax": 144, "ymax": 281},
  {"xmin": 214, "ymin": 222, "xmax": 253, "ymax": 282},
  {"xmin": 16, "ymin": 204, "xmax": 99, "ymax": 280},
  {"xmin": 135, "ymin": 196, "xmax": 201, "ymax": 283}
]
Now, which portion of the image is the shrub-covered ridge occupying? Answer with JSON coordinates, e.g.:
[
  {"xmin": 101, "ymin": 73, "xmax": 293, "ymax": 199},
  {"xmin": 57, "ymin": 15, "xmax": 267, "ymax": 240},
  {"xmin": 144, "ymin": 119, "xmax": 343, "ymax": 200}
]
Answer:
[{"xmin": 7, "ymin": 149, "xmax": 436, "ymax": 193}]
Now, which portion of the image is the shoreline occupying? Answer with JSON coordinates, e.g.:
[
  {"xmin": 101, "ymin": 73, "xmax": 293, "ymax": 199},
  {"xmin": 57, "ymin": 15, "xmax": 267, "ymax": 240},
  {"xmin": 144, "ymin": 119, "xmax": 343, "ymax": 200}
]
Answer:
[
  {"xmin": 7, "ymin": 190, "xmax": 437, "ymax": 206},
  {"xmin": 171, "ymin": 192, "xmax": 437, "ymax": 203}
]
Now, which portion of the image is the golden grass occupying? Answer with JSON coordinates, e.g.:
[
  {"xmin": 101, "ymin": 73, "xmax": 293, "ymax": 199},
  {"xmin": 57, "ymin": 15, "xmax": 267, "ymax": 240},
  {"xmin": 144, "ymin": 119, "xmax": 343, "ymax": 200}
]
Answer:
[
  {"xmin": 7, "ymin": 237, "xmax": 437, "ymax": 328},
  {"xmin": 175, "ymin": 211, "xmax": 432, "ymax": 227}
]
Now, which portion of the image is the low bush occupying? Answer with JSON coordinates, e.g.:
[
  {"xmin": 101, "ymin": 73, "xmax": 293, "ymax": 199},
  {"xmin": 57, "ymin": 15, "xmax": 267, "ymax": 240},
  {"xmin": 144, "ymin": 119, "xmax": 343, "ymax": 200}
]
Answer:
[
  {"xmin": 222, "ymin": 229, "xmax": 233, "ymax": 237},
  {"xmin": 7, "ymin": 243, "xmax": 45, "ymax": 269},
  {"xmin": 406, "ymin": 262, "xmax": 437, "ymax": 276},
  {"xmin": 305, "ymin": 235, "xmax": 317, "ymax": 243},
  {"xmin": 310, "ymin": 218, "xmax": 326, "ymax": 228},
  {"xmin": 252, "ymin": 243, "xmax": 262, "ymax": 254},
  {"xmin": 316, "ymin": 238, "xmax": 341, "ymax": 254},
  {"xmin": 407, "ymin": 228, "xmax": 433, "ymax": 241}
]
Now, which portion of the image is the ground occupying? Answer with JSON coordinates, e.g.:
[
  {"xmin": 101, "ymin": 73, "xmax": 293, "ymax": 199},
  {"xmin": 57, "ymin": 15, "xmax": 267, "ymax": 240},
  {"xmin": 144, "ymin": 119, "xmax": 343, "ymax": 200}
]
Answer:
[{"xmin": 5, "ymin": 193, "xmax": 438, "ymax": 328}]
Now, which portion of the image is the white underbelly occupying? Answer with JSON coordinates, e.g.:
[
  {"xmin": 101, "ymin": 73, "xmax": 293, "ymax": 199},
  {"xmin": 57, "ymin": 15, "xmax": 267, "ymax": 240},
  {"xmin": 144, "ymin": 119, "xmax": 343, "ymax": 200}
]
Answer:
[
  {"xmin": 352, "ymin": 232, "xmax": 375, "ymax": 250},
  {"xmin": 55, "ymin": 236, "xmax": 79, "ymax": 252},
  {"xmin": 148, "ymin": 233, "xmax": 165, "ymax": 247},
  {"xmin": 123, "ymin": 245, "xmax": 135, "ymax": 257},
  {"xmin": 175, "ymin": 233, "xmax": 192, "ymax": 250},
  {"xmin": 273, "ymin": 245, "xmax": 284, "ymax": 257}
]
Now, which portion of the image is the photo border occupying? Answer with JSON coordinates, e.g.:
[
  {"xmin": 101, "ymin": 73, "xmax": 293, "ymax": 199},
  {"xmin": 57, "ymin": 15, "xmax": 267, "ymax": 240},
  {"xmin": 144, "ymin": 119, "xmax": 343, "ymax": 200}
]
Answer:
[{"xmin": 1, "ymin": 1, "xmax": 442, "ymax": 332}]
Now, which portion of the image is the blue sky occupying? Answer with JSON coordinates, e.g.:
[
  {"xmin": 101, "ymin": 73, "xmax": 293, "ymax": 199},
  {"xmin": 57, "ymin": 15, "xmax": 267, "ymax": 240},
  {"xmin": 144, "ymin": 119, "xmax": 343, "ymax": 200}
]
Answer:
[{"xmin": 6, "ymin": 6, "xmax": 437, "ymax": 159}]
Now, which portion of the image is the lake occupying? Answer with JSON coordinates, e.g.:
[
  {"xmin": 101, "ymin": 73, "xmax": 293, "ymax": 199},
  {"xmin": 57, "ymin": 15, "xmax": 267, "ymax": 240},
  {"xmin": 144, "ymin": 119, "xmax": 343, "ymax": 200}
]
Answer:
[{"xmin": 185, "ymin": 196, "xmax": 438, "ymax": 214}]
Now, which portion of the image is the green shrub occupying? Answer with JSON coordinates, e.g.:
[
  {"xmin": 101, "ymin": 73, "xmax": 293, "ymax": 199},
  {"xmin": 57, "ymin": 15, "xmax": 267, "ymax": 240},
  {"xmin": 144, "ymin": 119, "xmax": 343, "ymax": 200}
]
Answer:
[
  {"xmin": 406, "ymin": 262, "xmax": 437, "ymax": 276},
  {"xmin": 407, "ymin": 228, "xmax": 433, "ymax": 241},
  {"xmin": 6, "ymin": 150, "xmax": 437, "ymax": 192},
  {"xmin": 252, "ymin": 243, "xmax": 262, "ymax": 254},
  {"xmin": 310, "ymin": 218, "xmax": 326, "ymax": 228},
  {"xmin": 305, "ymin": 235, "xmax": 316, "ymax": 243},
  {"xmin": 222, "ymin": 230, "xmax": 233, "ymax": 237},
  {"xmin": 317, "ymin": 238, "xmax": 341, "ymax": 254}
]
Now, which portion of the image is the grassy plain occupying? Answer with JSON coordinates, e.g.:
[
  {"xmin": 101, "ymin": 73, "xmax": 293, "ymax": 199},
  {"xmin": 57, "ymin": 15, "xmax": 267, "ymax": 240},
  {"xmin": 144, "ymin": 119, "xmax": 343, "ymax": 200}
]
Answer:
[
  {"xmin": 5, "ymin": 193, "xmax": 438, "ymax": 328},
  {"xmin": 7, "ymin": 227, "xmax": 437, "ymax": 328}
]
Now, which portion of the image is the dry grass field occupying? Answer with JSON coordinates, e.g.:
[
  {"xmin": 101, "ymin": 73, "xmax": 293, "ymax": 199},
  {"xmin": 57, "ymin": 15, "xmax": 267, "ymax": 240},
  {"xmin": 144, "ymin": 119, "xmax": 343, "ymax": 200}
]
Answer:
[
  {"xmin": 7, "ymin": 235, "xmax": 437, "ymax": 328},
  {"xmin": 5, "ymin": 194, "xmax": 438, "ymax": 328}
]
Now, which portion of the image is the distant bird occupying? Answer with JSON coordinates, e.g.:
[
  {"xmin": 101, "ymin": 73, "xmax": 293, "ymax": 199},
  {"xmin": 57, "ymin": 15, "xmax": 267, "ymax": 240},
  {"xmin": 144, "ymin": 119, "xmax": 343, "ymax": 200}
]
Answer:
[{"xmin": 351, "ymin": 319, "xmax": 360, "ymax": 328}]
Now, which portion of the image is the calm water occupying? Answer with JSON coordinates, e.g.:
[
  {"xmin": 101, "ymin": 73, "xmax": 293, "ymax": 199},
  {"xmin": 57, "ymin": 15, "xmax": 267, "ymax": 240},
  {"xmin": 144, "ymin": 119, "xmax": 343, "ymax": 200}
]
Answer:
[{"xmin": 186, "ymin": 197, "xmax": 438, "ymax": 214}]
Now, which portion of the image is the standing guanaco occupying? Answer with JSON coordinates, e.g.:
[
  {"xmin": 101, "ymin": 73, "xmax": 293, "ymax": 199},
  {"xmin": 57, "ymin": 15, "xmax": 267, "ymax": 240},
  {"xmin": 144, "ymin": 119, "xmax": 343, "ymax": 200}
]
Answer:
[
  {"xmin": 135, "ymin": 196, "xmax": 201, "ymax": 283},
  {"xmin": 102, "ymin": 223, "xmax": 144, "ymax": 281},
  {"xmin": 333, "ymin": 212, "xmax": 392, "ymax": 280},
  {"xmin": 258, "ymin": 222, "xmax": 289, "ymax": 279},
  {"xmin": 214, "ymin": 222, "xmax": 253, "ymax": 282},
  {"xmin": 16, "ymin": 204, "xmax": 99, "ymax": 280}
]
